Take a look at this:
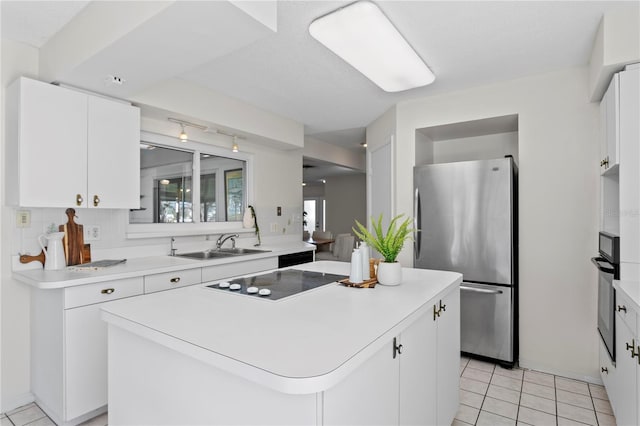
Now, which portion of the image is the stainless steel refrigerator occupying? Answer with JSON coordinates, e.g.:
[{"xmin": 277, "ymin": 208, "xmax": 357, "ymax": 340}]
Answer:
[{"xmin": 414, "ymin": 157, "xmax": 517, "ymax": 366}]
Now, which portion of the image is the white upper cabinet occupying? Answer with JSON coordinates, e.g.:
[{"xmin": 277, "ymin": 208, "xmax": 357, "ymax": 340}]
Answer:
[
  {"xmin": 600, "ymin": 74, "xmax": 620, "ymax": 174},
  {"xmin": 618, "ymin": 65, "xmax": 640, "ymax": 266},
  {"xmin": 6, "ymin": 77, "xmax": 140, "ymax": 209},
  {"xmin": 87, "ymin": 95, "xmax": 140, "ymax": 208}
]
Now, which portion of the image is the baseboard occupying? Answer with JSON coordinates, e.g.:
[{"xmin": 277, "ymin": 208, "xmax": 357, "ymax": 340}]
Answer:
[
  {"xmin": 518, "ymin": 358, "xmax": 603, "ymax": 385},
  {"xmin": 1, "ymin": 391, "xmax": 35, "ymax": 414}
]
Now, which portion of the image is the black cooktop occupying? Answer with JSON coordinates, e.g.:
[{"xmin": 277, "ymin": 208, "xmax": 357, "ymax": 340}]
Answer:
[{"xmin": 205, "ymin": 269, "xmax": 347, "ymax": 300}]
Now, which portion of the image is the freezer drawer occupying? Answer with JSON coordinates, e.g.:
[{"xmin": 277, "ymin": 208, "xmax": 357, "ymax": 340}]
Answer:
[{"xmin": 460, "ymin": 282, "xmax": 514, "ymax": 364}]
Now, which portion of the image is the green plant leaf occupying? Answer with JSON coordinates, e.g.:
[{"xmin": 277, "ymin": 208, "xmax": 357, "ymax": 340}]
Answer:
[{"xmin": 352, "ymin": 214, "xmax": 413, "ymax": 262}]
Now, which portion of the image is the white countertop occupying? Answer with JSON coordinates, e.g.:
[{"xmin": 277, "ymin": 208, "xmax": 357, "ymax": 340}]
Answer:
[
  {"xmin": 614, "ymin": 279, "xmax": 640, "ymax": 314},
  {"xmin": 101, "ymin": 261, "xmax": 462, "ymax": 394},
  {"xmin": 13, "ymin": 242, "xmax": 314, "ymax": 289}
]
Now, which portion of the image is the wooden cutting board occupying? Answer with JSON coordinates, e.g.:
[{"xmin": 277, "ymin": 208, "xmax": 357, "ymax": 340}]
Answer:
[{"xmin": 59, "ymin": 208, "xmax": 85, "ymax": 266}]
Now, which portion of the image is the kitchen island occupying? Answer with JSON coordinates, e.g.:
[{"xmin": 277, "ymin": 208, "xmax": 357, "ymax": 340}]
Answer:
[{"xmin": 101, "ymin": 261, "xmax": 462, "ymax": 425}]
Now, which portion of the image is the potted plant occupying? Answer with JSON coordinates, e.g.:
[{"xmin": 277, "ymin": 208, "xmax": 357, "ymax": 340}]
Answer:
[{"xmin": 353, "ymin": 214, "xmax": 413, "ymax": 286}]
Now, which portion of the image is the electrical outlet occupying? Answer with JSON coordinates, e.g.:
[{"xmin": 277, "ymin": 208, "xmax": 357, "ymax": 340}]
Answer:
[
  {"xmin": 85, "ymin": 225, "xmax": 101, "ymax": 241},
  {"xmin": 270, "ymin": 223, "xmax": 278, "ymax": 233},
  {"xmin": 16, "ymin": 210, "xmax": 30, "ymax": 228}
]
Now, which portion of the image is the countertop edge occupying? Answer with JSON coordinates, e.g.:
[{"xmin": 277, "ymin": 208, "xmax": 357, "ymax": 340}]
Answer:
[
  {"xmin": 14, "ymin": 244, "xmax": 315, "ymax": 289},
  {"xmin": 614, "ymin": 279, "xmax": 640, "ymax": 314}
]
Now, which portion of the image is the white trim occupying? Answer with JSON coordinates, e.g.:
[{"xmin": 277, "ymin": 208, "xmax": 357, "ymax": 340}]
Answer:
[{"xmin": 518, "ymin": 358, "xmax": 603, "ymax": 385}]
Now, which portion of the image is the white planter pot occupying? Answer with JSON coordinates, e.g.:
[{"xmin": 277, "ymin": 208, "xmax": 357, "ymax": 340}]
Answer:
[{"xmin": 377, "ymin": 262, "xmax": 402, "ymax": 286}]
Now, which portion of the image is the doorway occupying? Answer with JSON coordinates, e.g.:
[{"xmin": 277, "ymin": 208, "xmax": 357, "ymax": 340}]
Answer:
[{"xmin": 304, "ymin": 198, "xmax": 325, "ymax": 234}]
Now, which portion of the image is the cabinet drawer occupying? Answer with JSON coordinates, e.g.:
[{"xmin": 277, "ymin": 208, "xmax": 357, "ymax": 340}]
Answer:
[
  {"xmin": 144, "ymin": 268, "xmax": 201, "ymax": 294},
  {"xmin": 616, "ymin": 290, "xmax": 638, "ymax": 336},
  {"xmin": 202, "ymin": 258, "xmax": 278, "ymax": 282},
  {"xmin": 65, "ymin": 277, "xmax": 144, "ymax": 309}
]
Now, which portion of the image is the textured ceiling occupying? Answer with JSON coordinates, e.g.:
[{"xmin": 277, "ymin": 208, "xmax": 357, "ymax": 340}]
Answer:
[{"xmin": 1, "ymin": 0, "xmax": 630, "ymax": 153}]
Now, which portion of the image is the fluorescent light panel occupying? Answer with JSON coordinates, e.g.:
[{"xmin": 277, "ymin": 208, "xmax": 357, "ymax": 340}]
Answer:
[{"xmin": 309, "ymin": 1, "xmax": 434, "ymax": 92}]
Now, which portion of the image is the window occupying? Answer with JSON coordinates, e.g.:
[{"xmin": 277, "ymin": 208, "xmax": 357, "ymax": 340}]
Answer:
[{"xmin": 128, "ymin": 131, "xmax": 251, "ymax": 238}]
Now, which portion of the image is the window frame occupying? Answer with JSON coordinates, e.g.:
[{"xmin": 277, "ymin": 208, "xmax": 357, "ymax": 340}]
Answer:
[{"xmin": 127, "ymin": 131, "xmax": 254, "ymax": 239}]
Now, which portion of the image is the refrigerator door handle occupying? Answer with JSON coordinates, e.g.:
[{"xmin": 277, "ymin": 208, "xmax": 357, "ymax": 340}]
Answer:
[
  {"xmin": 460, "ymin": 285, "xmax": 504, "ymax": 295},
  {"xmin": 414, "ymin": 187, "xmax": 421, "ymax": 259}
]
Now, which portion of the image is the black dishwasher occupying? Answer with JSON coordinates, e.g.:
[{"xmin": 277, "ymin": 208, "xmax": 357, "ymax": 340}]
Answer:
[{"xmin": 278, "ymin": 251, "xmax": 313, "ymax": 268}]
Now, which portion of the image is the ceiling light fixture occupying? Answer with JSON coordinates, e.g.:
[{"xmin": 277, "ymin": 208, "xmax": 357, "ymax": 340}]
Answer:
[
  {"xmin": 178, "ymin": 124, "xmax": 188, "ymax": 142},
  {"xmin": 361, "ymin": 142, "xmax": 368, "ymax": 148},
  {"xmin": 232, "ymin": 136, "xmax": 239, "ymax": 153},
  {"xmin": 309, "ymin": 0, "xmax": 435, "ymax": 92},
  {"xmin": 168, "ymin": 118, "xmax": 207, "ymax": 143}
]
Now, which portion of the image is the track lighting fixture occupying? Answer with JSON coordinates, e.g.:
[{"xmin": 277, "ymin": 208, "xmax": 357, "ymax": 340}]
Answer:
[{"xmin": 167, "ymin": 117, "xmax": 246, "ymax": 150}]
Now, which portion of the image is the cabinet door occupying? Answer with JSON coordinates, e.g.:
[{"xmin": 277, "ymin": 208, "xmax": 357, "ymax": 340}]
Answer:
[
  {"xmin": 612, "ymin": 313, "xmax": 638, "ymax": 426},
  {"xmin": 619, "ymin": 67, "xmax": 640, "ymax": 264},
  {"xmin": 87, "ymin": 95, "xmax": 140, "ymax": 208},
  {"xmin": 399, "ymin": 311, "xmax": 437, "ymax": 425},
  {"xmin": 14, "ymin": 77, "xmax": 88, "ymax": 207},
  {"xmin": 64, "ymin": 303, "xmax": 108, "ymax": 420},
  {"xmin": 599, "ymin": 338, "xmax": 617, "ymax": 407},
  {"xmin": 436, "ymin": 287, "xmax": 461, "ymax": 425},
  {"xmin": 323, "ymin": 339, "xmax": 400, "ymax": 425},
  {"xmin": 600, "ymin": 74, "xmax": 620, "ymax": 173}
]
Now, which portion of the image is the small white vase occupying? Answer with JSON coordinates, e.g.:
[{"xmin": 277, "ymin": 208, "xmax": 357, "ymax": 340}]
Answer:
[
  {"xmin": 376, "ymin": 261, "xmax": 402, "ymax": 286},
  {"xmin": 242, "ymin": 208, "xmax": 255, "ymax": 228}
]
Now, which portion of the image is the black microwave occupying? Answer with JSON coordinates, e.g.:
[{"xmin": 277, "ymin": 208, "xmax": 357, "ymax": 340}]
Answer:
[{"xmin": 598, "ymin": 231, "xmax": 620, "ymax": 265}]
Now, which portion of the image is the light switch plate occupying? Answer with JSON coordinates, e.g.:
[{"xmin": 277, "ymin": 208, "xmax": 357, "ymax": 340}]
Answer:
[{"xmin": 16, "ymin": 210, "xmax": 30, "ymax": 228}]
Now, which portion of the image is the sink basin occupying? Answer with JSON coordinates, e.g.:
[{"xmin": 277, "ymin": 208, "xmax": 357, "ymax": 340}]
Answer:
[
  {"xmin": 175, "ymin": 248, "xmax": 270, "ymax": 260},
  {"xmin": 176, "ymin": 251, "xmax": 236, "ymax": 260},
  {"xmin": 217, "ymin": 248, "xmax": 270, "ymax": 255}
]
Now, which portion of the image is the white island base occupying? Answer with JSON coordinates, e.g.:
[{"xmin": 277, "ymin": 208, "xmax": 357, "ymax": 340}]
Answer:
[{"xmin": 103, "ymin": 261, "xmax": 461, "ymax": 425}]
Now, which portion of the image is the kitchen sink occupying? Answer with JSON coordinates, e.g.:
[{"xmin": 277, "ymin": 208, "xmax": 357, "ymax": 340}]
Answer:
[
  {"xmin": 217, "ymin": 248, "xmax": 270, "ymax": 255},
  {"xmin": 175, "ymin": 248, "xmax": 270, "ymax": 260}
]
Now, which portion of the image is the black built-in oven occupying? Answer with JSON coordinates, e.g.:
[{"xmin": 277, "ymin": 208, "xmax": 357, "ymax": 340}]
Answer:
[{"xmin": 591, "ymin": 232, "xmax": 620, "ymax": 363}]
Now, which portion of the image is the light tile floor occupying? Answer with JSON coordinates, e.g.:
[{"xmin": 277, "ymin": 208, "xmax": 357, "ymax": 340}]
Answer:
[
  {"xmin": 1, "ymin": 404, "xmax": 107, "ymax": 426},
  {"xmin": 1, "ymin": 357, "xmax": 615, "ymax": 426},
  {"xmin": 454, "ymin": 356, "xmax": 617, "ymax": 426}
]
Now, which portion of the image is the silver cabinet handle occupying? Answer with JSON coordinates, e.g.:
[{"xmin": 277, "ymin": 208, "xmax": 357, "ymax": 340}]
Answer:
[
  {"xmin": 101, "ymin": 288, "xmax": 115, "ymax": 295},
  {"xmin": 76, "ymin": 194, "xmax": 83, "ymax": 206},
  {"xmin": 170, "ymin": 277, "xmax": 181, "ymax": 283},
  {"xmin": 460, "ymin": 285, "xmax": 503, "ymax": 295}
]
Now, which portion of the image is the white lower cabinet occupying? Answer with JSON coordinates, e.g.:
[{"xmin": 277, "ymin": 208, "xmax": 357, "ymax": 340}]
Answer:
[
  {"xmin": 613, "ymin": 313, "xmax": 637, "ymax": 426},
  {"xmin": 64, "ymin": 304, "xmax": 110, "ymax": 420},
  {"xmin": 323, "ymin": 286, "xmax": 460, "ymax": 425},
  {"xmin": 599, "ymin": 338, "xmax": 617, "ymax": 405},
  {"xmin": 609, "ymin": 290, "xmax": 639, "ymax": 426},
  {"xmin": 31, "ymin": 277, "xmax": 144, "ymax": 426},
  {"xmin": 31, "ymin": 257, "xmax": 283, "ymax": 424}
]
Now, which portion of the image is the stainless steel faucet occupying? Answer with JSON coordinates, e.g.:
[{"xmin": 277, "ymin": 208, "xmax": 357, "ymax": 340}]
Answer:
[{"xmin": 216, "ymin": 233, "xmax": 239, "ymax": 249}]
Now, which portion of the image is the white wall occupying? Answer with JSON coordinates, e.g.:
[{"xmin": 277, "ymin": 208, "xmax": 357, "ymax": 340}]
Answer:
[
  {"xmin": 384, "ymin": 68, "xmax": 600, "ymax": 382},
  {"xmin": 324, "ymin": 174, "xmax": 366, "ymax": 237},
  {"xmin": 429, "ymin": 131, "xmax": 519, "ymax": 165},
  {"xmin": 1, "ymin": 39, "xmax": 40, "ymax": 412}
]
